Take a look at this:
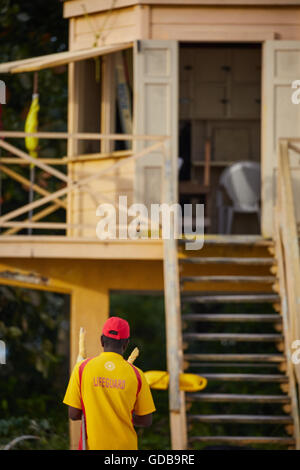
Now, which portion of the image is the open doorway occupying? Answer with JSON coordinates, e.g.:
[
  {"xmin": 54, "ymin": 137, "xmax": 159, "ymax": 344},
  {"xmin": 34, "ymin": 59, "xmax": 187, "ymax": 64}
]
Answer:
[{"xmin": 179, "ymin": 43, "xmax": 261, "ymax": 235}]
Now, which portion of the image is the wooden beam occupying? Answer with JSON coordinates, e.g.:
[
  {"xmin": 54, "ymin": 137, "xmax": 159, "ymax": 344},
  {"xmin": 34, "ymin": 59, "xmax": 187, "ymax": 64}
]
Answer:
[
  {"xmin": 1, "ymin": 221, "xmax": 93, "ymax": 230},
  {"xmin": 8, "ymin": 43, "xmax": 134, "ymax": 74},
  {"xmin": 0, "ymin": 140, "xmax": 68, "ymax": 183},
  {"xmin": 0, "ymin": 237, "xmax": 164, "ymax": 260},
  {"xmin": 101, "ymin": 55, "xmax": 116, "ymax": 154},
  {"xmin": 136, "ymin": 5, "xmax": 151, "ymax": 39},
  {"xmin": 0, "ymin": 150, "xmax": 131, "ymax": 165},
  {"xmin": 63, "ymin": 0, "xmax": 300, "ymax": 19},
  {"xmin": 3, "ymin": 202, "xmax": 64, "ymax": 236},
  {"xmin": 0, "ymin": 164, "xmax": 67, "ymax": 210},
  {"xmin": 162, "ymin": 144, "xmax": 187, "ymax": 450},
  {"xmin": 0, "ymin": 131, "xmax": 167, "ymax": 141},
  {"xmin": 0, "ymin": 140, "xmax": 164, "ymax": 225},
  {"xmin": 0, "ymin": 157, "xmax": 67, "ymax": 165}
]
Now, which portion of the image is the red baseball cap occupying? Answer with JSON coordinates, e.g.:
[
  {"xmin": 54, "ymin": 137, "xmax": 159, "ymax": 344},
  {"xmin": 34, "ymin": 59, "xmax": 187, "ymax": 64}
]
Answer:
[{"xmin": 102, "ymin": 317, "xmax": 130, "ymax": 340}]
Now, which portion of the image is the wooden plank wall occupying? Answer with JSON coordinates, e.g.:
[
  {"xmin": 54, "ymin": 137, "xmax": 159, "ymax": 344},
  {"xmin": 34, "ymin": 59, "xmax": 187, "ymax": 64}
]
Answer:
[
  {"xmin": 70, "ymin": 7, "xmax": 141, "ymax": 50},
  {"xmin": 150, "ymin": 6, "xmax": 300, "ymax": 41},
  {"xmin": 69, "ymin": 5, "xmax": 300, "ymax": 51},
  {"xmin": 69, "ymin": 158, "xmax": 135, "ymax": 238}
]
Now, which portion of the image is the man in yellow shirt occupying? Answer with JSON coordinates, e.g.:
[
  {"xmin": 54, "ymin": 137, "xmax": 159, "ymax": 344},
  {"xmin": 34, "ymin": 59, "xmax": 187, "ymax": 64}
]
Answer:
[{"xmin": 63, "ymin": 317, "xmax": 156, "ymax": 450}]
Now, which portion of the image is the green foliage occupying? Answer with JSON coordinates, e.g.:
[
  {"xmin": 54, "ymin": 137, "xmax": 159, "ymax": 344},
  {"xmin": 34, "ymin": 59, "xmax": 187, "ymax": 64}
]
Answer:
[
  {"xmin": 0, "ymin": 416, "xmax": 68, "ymax": 450},
  {"xmin": 0, "ymin": 285, "xmax": 70, "ymax": 450},
  {"xmin": 0, "ymin": 0, "xmax": 68, "ymax": 233},
  {"xmin": 110, "ymin": 293, "xmax": 167, "ymax": 371}
]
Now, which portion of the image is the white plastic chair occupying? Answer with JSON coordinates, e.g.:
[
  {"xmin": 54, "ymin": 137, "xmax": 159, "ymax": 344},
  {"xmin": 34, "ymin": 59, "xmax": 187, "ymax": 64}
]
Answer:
[{"xmin": 216, "ymin": 161, "xmax": 261, "ymax": 234}]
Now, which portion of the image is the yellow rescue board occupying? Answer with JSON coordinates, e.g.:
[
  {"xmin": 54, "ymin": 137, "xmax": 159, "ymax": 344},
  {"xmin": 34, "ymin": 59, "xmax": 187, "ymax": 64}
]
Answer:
[{"xmin": 144, "ymin": 370, "xmax": 207, "ymax": 392}]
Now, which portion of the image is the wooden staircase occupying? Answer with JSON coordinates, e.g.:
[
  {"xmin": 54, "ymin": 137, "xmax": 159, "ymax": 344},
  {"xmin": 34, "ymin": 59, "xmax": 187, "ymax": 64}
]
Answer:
[{"xmin": 179, "ymin": 236, "xmax": 299, "ymax": 450}]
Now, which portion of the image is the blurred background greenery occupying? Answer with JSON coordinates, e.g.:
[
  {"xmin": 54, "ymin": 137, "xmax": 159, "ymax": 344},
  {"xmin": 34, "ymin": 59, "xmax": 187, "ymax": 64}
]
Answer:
[
  {"xmin": 0, "ymin": 0, "xmax": 171, "ymax": 450},
  {"xmin": 0, "ymin": 0, "xmax": 289, "ymax": 452}
]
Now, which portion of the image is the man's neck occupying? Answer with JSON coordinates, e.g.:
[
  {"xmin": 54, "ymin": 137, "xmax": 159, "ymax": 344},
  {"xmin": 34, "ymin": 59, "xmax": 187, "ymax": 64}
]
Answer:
[{"xmin": 103, "ymin": 348, "xmax": 123, "ymax": 356}]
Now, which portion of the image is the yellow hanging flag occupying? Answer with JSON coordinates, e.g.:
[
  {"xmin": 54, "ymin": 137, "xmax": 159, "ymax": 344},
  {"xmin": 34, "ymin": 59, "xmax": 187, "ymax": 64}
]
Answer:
[{"xmin": 25, "ymin": 93, "xmax": 39, "ymax": 161}]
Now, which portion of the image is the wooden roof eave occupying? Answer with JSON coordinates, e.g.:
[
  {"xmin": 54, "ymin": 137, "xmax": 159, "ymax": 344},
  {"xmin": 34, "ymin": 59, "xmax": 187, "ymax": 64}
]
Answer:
[
  {"xmin": 63, "ymin": 0, "xmax": 300, "ymax": 19},
  {"xmin": 0, "ymin": 41, "xmax": 133, "ymax": 74}
]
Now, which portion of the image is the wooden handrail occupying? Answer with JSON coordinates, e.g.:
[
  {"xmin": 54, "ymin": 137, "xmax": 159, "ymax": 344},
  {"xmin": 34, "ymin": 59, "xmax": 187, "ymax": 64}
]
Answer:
[
  {"xmin": 162, "ymin": 143, "xmax": 187, "ymax": 450},
  {"xmin": 274, "ymin": 138, "xmax": 300, "ymax": 448},
  {"xmin": 277, "ymin": 140, "xmax": 300, "ymax": 357},
  {"xmin": 0, "ymin": 130, "xmax": 168, "ymax": 141}
]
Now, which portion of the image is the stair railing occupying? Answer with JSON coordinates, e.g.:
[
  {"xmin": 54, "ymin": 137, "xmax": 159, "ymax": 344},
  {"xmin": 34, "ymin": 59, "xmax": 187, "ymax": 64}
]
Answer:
[
  {"xmin": 161, "ymin": 142, "xmax": 187, "ymax": 450},
  {"xmin": 274, "ymin": 138, "xmax": 300, "ymax": 448}
]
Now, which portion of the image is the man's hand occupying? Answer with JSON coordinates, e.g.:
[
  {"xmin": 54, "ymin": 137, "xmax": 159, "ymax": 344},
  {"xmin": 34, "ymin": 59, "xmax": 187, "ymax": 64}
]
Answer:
[
  {"xmin": 133, "ymin": 413, "xmax": 152, "ymax": 427},
  {"xmin": 68, "ymin": 406, "xmax": 82, "ymax": 421}
]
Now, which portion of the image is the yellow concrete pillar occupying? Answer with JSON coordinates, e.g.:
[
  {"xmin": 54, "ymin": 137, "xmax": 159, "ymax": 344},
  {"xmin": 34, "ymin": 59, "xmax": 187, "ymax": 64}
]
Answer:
[{"xmin": 69, "ymin": 283, "xmax": 109, "ymax": 450}]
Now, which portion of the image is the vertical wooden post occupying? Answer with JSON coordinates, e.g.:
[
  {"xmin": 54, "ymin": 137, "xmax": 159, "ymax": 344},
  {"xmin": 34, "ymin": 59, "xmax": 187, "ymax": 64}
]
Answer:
[
  {"xmin": 101, "ymin": 54, "xmax": 116, "ymax": 154},
  {"xmin": 162, "ymin": 145, "xmax": 187, "ymax": 450}
]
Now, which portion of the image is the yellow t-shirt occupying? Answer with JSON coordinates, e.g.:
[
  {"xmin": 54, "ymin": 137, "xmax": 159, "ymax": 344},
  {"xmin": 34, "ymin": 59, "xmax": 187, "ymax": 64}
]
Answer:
[{"xmin": 63, "ymin": 352, "xmax": 156, "ymax": 450}]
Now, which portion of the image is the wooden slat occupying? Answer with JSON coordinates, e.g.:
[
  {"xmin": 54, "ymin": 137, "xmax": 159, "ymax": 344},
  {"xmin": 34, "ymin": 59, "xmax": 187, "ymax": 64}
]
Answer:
[
  {"xmin": 186, "ymin": 393, "xmax": 290, "ymax": 403},
  {"xmin": 182, "ymin": 313, "xmax": 282, "ymax": 323},
  {"xmin": 184, "ymin": 353, "xmax": 285, "ymax": 362},
  {"xmin": 2, "ymin": 202, "xmax": 65, "ymax": 236},
  {"xmin": 0, "ymin": 164, "xmax": 67, "ymax": 210},
  {"xmin": 189, "ymin": 436, "xmax": 295, "ymax": 445},
  {"xmin": 187, "ymin": 362, "xmax": 280, "ymax": 369},
  {"xmin": 181, "ymin": 294, "xmax": 280, "ymax": 303},
  {"xmin": 198, "ymin": 373, "xmax": 288, "ymax": 383},
  {"xmin": 0, "ymin": 130, "xmax": 167, "ymax": 141},
  {"xmin": 183, "ymin": 332, "xmax": 283, "ymax": 342},
  {"xmin": 0, "ymin": 140, "xmax": 68, "ymax": 183},
  {"xmin": 179, "ymin": 235, "xmax": 273, "ymax": 246},
  {"xmin": 181, "ymin": 275, "xmax": 276, "ymax": 283},
  {"xmin": 179, "ymin": 257, "xmax": 275, "ymax": 265},
  {"xmin": 188, "ymin": 414, "xmax": 293, "ymax": 424}
]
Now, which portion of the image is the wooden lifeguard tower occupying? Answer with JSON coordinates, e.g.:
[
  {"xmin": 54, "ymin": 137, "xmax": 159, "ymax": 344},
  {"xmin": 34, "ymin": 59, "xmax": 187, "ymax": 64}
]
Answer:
[{"xmin": 0, "ymin": 0, "xmax": 300, "ymax": 450}]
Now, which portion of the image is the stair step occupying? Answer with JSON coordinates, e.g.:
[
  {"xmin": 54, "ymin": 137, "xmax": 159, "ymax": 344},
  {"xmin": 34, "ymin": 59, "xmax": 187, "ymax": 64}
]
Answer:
[
  {"xmin": 187, "ymin": 362, "xmax": 281, "ymax": 369},
  {"xmin": 179, "ymin": 257, "xmax": 275, "ymax": 265},
  {"xmin": 183, "ymin": 332, "xmax": 283, "ymax": 342},
  {"xmin": 186, "ymin": 393, "xmax": 290, "ymax": 403},
  {"xmin": 188, "ymin": 414, "xmax": 293, "ymax": 424},
  {"xmin": 184, "ymin": 353, "xmax": 285, "ymax": 362},
  {"xmin": 181, "ymin": 275, "xmax": 276, "ymax": 284},
  {"xmin": 189, "ymin": 436, "xmax": 295, "ymax": 445},
  {"xmin": 181, "ymin": 294, "xmax": 280, "ymax": 304},
  {"xmin": 198, "ymin": 373, "xmax": 289, "ymax": 383},
  {"xmin": 182, "ymin": 313, "xmax": 282, "ymax": 323},
  {"xmin": 179, "ymin": 235, "xmax": 273, "ymax": 246}
]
